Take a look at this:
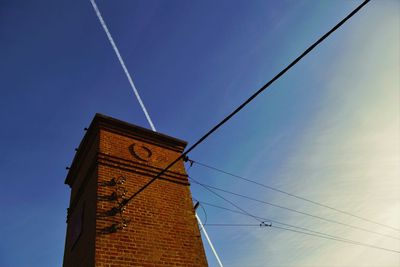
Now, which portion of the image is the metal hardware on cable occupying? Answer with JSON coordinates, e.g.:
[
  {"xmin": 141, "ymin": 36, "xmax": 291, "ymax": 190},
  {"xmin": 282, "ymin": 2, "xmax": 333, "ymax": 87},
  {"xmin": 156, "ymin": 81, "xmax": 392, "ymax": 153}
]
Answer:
[{"xmin": 187, "ymin": 157, "xmax": 400, "ymax": 233}]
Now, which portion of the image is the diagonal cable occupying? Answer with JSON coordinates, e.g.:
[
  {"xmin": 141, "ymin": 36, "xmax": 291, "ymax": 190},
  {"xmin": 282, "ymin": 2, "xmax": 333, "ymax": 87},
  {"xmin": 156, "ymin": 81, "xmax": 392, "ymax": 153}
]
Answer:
[
  {"xmin": 190, "ymin": 184, "xmax": 400, "ymax": 254},
  {"xmin": 190, "ymin": 178, "xmax": 400, "ymax": 241},
  {"xmin": 119, "ymin": 0, "xmax": 370, "ymax": 207},
  {"xmin": 203, "ymin": 224, "xmax": 400, "ymax": 254},
  {"xmin": 190, "ymin": 159, "xmax": 400, "ymax": 232}
]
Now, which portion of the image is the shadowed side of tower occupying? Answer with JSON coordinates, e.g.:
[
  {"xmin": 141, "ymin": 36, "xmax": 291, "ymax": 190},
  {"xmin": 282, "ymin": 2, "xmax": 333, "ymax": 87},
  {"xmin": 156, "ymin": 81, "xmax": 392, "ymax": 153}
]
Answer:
[{"xmin": 62, "ymin": 114, "xmax": 208, "ymax": 266}]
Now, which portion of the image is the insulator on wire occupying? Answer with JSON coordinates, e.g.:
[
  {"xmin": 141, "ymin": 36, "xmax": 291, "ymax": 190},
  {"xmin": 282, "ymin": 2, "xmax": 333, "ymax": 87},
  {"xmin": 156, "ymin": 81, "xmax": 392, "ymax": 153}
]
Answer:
[{"xmin": 260, "ymin": 221, "xmax": 272, "ymax": 227}]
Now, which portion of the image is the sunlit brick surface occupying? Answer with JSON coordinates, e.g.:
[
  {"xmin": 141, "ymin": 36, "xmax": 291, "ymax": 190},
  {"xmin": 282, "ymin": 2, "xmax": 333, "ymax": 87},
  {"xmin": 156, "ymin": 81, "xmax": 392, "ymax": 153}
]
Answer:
[{"xmin": 63, "ymin": 114, "xmax": 208, "ymax": 267}]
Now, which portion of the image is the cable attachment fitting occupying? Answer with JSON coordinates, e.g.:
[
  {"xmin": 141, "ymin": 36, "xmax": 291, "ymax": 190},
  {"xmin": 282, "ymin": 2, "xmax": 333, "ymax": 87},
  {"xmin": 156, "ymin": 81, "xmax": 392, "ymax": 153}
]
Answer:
[
  {"xmin": 97, "ymin": 174, "xmax": 130, "ymax": 234},
  {"xmin": 260, "ymin": 221, "xmax": 272, "ymax": 228},
  {"xmin": 116, "ymin": 186, "xmax": 128, "ymax": 197},
  {"xmin": 98, "ymin": 176, "xmax": 126, "ymax": 187},
  {"xmin": 101, "ymin": 223, "xmax": 120, "ymax": 234},
  {"xmin": 115, "ymin": 176, "xmax": 126, "ymax": 185},
  {"xmin": 100, "ymin": 217, "xmax": 131, "ymax": 234},
  {"xmin": 183, "ymin": 156, "xmax": 194, "ymax": 167},
  {"xmin": 98, "ymin": 192, "xmax": 118, "ymax": 201},
  {"xmin": 121, "ymin": 218, "xmax": 131, "ymax": 228},
  {"xmin": 101, "ymin": 223, "xmax": 122, "ymax": 234},
  {"xmin": 104, "ymin": 206, "xmax": 126, "ymax": 217}
]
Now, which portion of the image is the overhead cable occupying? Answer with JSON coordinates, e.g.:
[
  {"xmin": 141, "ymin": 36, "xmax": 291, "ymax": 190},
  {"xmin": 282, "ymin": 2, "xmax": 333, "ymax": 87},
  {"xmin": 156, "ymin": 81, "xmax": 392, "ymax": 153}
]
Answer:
[
  {"xmin": 198, "ymin": 200, "xmax": 361, "ymax": 240},
  {"xmin": 190, "ymin": 177, "xmax": 265, "ymax": 224},
  {"xmin": 189, "ymin": 159, "xmax": 400, "ymax": 232},
  {"xmin": 203, "ymin": 224, "xmax": 400, "ymax": 254},
  {"xmin": 190, "ymin": 180, "xmax": 400, "ymax": 254},
  {"xmin": 190, "ymin": 178, "xmax": 400, "ymax": 241},
  {"xmin": 120, "ymin": 0, "xmax": 371, "ymax": 208}
]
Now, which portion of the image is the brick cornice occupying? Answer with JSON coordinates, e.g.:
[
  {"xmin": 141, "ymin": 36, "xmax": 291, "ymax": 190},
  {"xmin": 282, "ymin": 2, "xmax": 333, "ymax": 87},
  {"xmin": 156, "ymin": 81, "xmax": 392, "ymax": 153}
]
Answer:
[
  {"xmin": 95, "ymin": 113, "xmax": 187, "ymax": 152},
  {"xmin": 65, "ymin": 113, "xmax": 188, "ymax": 187},
  {"xmin": 97, "ymin": 152, "xmax": 188, "ymax": 184}
]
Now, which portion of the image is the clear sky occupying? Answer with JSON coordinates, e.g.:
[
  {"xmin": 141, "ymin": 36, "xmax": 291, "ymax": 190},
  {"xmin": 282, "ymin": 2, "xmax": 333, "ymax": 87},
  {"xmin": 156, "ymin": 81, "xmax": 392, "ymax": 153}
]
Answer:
[{"xmin": 0, "ymin": 0, "xmax": 399, "ymax": 266}]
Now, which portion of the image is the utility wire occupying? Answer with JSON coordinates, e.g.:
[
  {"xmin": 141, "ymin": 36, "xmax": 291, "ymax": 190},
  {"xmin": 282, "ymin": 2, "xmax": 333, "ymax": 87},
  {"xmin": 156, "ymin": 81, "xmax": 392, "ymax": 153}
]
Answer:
[
  {"xmin": 90, "ymin": 0, "xmax": 156, "ymax": 131},
  {"xmin": 269, "ymin": 225, "xmax": 400, "ymax": 254},
  {"xmin": 203, "ymin": 223, "xmax": 400, "ymax": 254},
  {"xmin": 120, "ymin": 0, "xmax": 371, "ymax": 208},
  {"xmin": 190, "ymin": 180, "xmax": 400, "ymax": 255},
  {"xmin": 189, "ymin": 159, "xmax": 400, "ymax": 232},
  {"xmin": 198, "ymin": 200, "xmax": 357, "ymax": 239},
  {"xmin": 201, "ymin": 203, "xmax": 208, "ymax": 225},
  {"xmin": 190, "ymin": 177, "xmax": 265, "ymax": 224},
  {"xmin": 193, "ymin": 199, "xmax": 209, "ymax": 231},
  {"xmin": 194, "ymin": 201, "xmax": 222, "ymax": 265},
  {"xmin": 193, "ymin": 179, "xmax": 396, "ymax": 243},
  {"xmin": 193, "ymin": 177, "xmax": 354, "ymax": 242},
  {"xmin": 190, "ymin": 178, "xmax": 400, "ymax": 241}
]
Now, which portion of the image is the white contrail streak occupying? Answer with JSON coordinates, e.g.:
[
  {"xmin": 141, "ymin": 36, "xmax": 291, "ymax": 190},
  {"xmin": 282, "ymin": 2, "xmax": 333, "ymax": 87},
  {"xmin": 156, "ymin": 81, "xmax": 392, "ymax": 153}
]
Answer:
[
  {"xmin": 90, "ymin": 0, "xmax": 157, "ymax": 131},
  {"xmin": 196, "ymin": 213, "xmax": 224, "ymax": 267}
]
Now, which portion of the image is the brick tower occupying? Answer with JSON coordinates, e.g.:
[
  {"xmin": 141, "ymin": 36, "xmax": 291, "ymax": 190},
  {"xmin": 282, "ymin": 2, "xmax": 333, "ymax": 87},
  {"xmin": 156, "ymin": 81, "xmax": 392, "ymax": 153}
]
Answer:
[{"xmin": 62, "ymin": 114, "xmax": 208, "ymax": 266}]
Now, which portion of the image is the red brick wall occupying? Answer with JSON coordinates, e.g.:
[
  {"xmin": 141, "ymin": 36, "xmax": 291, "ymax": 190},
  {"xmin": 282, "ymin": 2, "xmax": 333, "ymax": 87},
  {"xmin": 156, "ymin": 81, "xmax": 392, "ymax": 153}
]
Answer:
[{"xmin": 63, "ymin": 114, "xmax": 208, "ymax": 267}]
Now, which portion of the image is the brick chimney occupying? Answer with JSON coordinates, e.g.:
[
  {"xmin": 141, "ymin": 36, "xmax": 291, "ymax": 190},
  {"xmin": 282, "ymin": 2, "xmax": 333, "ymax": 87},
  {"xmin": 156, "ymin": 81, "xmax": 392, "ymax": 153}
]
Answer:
[{"xmin": 63, "ymin": 114, "xmax": 208, "ymax": 266}]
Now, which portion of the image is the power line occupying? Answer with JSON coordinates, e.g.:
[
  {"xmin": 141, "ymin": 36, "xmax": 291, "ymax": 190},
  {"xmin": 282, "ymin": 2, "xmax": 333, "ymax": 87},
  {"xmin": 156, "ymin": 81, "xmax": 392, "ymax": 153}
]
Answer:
[
  {"xmin": 191, "ymin": 178, "xmax": 265, "ymax": 224},
  {"xmin": 203, "ymin": 223, "xmax": 400, "ymax": 254},
  {"xmin": 189, "ymin": 180, "xmax": 400, "ymax": 255},
  {"xmin": 193, "ymin": 201, "xmax": 222, "ymax": 266},
  {"xmin": 190, "ymin": 178, "xmax": 400, "ymax": 241},
  {"xmin": 189, "ymin": 159, "xmax": 400, "ymax": 233},
  {"xmin": 270, "ymin": 225, "xmax": 400, "ymax": 254},
  {"xmin": 198, "ymin": 200, "xmax": 355, "ymax": 239},
  {"xmin": 198, "ymin": 200, "xmax": 363, "ymax": 243},
  {"xmin": 192, "ymin": 178, "xmax": 400, "ymax": 241},
  {"xmin": 193, "ymin": 200, "xmax": 208, "ymax": 226},
  {"xmin": 192, "ymin": 177, "xmax": 400, "ymax": 249},
  {"xmin": 120, "ymin": 0, "xmax": 371, "ymax": 208},
  {"xmin": 90, "ymin": 0, "xmax": 157, "ymax": 131}
]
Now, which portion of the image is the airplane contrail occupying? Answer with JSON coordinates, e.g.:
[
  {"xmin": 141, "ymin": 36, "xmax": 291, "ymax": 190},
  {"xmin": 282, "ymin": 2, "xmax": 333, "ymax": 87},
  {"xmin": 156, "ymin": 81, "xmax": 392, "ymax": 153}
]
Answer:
[
  {"xmin": 90, "ymin": 0, "xmax": 157, "ymax": 132},
  {"xmin": 196, "ymin": 213, "xmax": 224, "ymax": 267}
]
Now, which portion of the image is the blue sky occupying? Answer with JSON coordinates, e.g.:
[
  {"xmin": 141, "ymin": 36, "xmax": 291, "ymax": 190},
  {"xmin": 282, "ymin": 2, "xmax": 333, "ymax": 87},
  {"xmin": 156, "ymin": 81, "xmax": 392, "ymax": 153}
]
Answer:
[{"xmin": 0, "ymin": 1, "xmax": 399, "ymax": 266}]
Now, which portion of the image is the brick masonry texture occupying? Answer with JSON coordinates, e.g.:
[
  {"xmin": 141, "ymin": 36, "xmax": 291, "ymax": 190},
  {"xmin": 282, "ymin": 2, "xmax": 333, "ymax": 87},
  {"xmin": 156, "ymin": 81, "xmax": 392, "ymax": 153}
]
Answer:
[{"xmin": 63, "ymin": 114, "xmax": 208, "ymax": 267}]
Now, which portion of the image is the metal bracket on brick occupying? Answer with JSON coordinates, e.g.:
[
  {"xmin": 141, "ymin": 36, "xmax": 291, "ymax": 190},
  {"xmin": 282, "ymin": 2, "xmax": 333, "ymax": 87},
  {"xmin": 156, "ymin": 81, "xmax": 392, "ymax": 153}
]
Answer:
[
  {"xmin": 97, "ymin": 176, "xmax": 131, "ymax": 234},
  {"xmin": 98, "ymin": 176, "xmax": 126, "ymax": 187}
]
